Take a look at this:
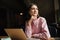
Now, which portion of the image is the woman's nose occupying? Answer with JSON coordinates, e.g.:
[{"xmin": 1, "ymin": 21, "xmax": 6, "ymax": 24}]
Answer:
[{"xmin": 34, "ymin": 9, "xmax": 37, "ymax": 12}]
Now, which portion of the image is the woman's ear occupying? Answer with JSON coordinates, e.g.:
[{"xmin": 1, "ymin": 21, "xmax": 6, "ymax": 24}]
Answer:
[{"xmin": 37, "ymin": 14, "xmax": 39, "ymax": 18}]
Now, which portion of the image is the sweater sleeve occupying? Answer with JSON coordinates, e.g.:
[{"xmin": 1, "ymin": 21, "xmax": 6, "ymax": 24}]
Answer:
[
  {"xmin": 32, "ymin": 17, "xmax": 51, "ymax": 40},
  {"xmin": 41, "ymin": 17, "xmax": 51, "ymax": 39},
  {"xmin": 25, "ymin": 23, "xmax": 32, "ymax": 38},
  {"xmin": 39, "ymin": 17, "xmax": 51, "ymax": 39}
]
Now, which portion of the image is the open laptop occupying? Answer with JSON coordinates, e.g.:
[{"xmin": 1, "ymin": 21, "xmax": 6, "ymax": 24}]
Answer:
[
  {"xmin": 4, "ymin": 29, "xmax": 40, "ymax": 40},
  {"xmin": 4, "ymin": 29, "xmax": 27, "ymax": 40}
]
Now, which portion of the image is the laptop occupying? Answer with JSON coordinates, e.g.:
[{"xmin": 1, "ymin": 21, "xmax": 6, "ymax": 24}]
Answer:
[{"xmin": 4, "ymin": 29, "xmax": 27, "ymax": 40}]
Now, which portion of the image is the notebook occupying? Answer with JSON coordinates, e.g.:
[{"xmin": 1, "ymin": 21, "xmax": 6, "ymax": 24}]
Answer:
[
  {"xmin": 1, "ymin": 37, "xmax": 11, "ymax": 40},
  {"xmin": 4, "ymin": 29, "xmax": 27, "ymax": 40}
]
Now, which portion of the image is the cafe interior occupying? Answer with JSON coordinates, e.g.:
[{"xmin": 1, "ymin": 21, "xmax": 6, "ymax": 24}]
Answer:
[{"xmin": 0, "ymin": 0, "xmax": 60, "ymax": 40}]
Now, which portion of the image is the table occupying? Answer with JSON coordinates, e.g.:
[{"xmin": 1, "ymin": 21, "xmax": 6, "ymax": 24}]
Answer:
[
  {"xmin": 0, "ymin": 36, "xmax": 60, "ymax": 40},
  {"xmin": 0, "ymin": 36, "xmax": 39, "ymax": 40},
  {"xmin": 27, "ymin": 38, "xmax": 40, "ymax": 40}
]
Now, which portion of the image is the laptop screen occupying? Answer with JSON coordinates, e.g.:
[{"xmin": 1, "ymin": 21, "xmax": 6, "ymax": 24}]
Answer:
[{"xmin": 4, "ymin": 29, "xmax": 27, "ymax": 40}]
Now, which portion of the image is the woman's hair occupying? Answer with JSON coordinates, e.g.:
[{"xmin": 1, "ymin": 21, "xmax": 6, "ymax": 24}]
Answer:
[{"xmin": 24, "ymin": 3, "xmax": 39, "ymax": 22}]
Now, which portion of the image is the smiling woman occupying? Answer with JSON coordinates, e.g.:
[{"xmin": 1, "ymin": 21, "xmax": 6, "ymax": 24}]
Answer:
[{"xmin": 24, "ymin": 3, "xmax": 51, "ymax": 40}]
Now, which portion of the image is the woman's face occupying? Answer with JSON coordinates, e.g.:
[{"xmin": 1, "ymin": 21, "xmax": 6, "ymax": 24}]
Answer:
[{"xmin": 29, "ymin": 5, "xmax": 38, "ymax": 17}]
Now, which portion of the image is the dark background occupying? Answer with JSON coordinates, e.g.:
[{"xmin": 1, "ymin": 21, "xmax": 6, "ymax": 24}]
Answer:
[
  {"xmin": 0, "ymin": 0, "xmax": 60, "ymax": 37},
  {"xmin": 0, "ymin": 0, "xmax": 55, "ymax": 27}
]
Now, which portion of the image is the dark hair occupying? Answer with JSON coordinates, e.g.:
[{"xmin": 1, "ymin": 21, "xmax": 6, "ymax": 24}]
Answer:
[{"xmin": 24, "ymin": 3, "xmax": 39, "ymax": 22}]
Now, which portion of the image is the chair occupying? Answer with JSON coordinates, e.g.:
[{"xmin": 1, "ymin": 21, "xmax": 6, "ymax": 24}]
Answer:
[{"xmin": 48, "ymin": 24, "xmax": 57, "ymax": 37}]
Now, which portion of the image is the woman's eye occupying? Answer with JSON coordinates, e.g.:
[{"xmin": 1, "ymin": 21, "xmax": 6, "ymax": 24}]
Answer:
[
  {"xmin": 36, "ymin": 8, "xmax": 38, "ymax": 10},
  {"xmin": 31, "ymin": 8, "xmax": 34, "ymax": 10},
  {"xmin": 31, "ymin": 8, "xmax": 38, "ymax": 10}
]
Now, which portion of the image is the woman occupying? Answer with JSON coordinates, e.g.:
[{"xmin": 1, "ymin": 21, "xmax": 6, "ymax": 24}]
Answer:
[{"xmin": 24, "ymin": 3, "xmax": 51, "ymax": 40}]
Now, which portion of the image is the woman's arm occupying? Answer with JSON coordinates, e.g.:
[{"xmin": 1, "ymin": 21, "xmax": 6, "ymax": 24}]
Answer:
[
  {"xmin": 32, "ymin": 17, "xmax": 51, "ymax": 40},
  {"xmin": 41, "ymin": 17, "xmax": 51, "ymax": 39},
  {"xmin": 25, "ymin": 22, "xmax": 32, "ymax": 38}
]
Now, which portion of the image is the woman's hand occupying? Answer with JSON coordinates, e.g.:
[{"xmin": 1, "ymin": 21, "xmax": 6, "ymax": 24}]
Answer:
[
  {"xmin": 32, "ymin": 34, "xmax": 39, "ymax": 38},
  {"xmin": 32, "ymin": 34, "xmax": 48, "ymax": 40}
]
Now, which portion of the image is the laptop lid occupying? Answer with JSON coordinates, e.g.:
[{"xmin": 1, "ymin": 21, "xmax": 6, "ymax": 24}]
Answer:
[{"xmin": 4, "ymin": 29, "xmax": 27, "ymax": 40}]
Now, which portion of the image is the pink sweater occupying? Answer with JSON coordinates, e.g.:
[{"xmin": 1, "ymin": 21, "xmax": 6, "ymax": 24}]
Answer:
[{"xmin": 25, "ymin": 17, "xmax": 51, "ymax": 39}]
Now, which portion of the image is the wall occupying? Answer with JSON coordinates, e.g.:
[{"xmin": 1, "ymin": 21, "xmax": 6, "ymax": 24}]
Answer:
[
  {"xmin": 24, "ymin": 0, "xmax": 55, "ymax": 24},
  {"xmin": 0, "ymin": 0, "xmax": 56, "ymax": 27}
]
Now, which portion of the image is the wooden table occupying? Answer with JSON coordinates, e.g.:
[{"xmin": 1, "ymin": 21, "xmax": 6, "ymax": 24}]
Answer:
[{"xmin": 0, "ymin": 36, "xmax": 60, "ymax": 40}]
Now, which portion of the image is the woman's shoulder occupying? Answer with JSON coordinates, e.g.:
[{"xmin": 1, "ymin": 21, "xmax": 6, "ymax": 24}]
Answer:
[
  {"xmin": 39, "ymin": 17, "xmax": 46, "ymax": 23},
  {"xmin": 38, "ymin": 17, "xmax": 47, "ymax": 22},
  {"xmin": 38, "ymin": 17, "xmax": 46, "ymax": 20}
]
